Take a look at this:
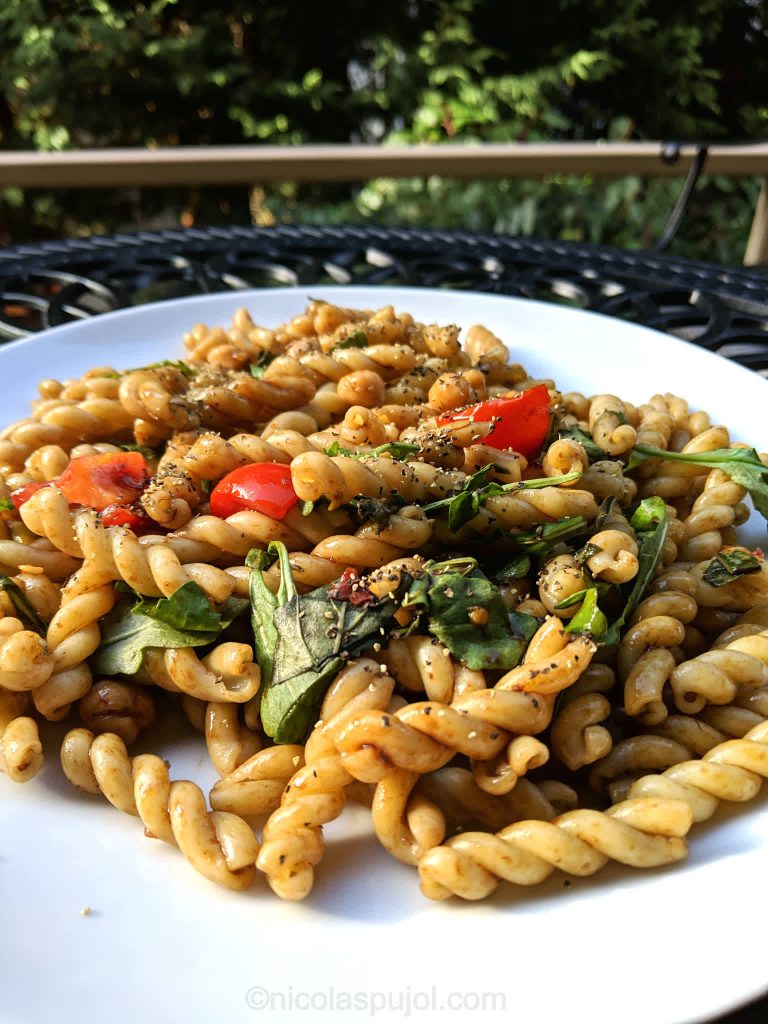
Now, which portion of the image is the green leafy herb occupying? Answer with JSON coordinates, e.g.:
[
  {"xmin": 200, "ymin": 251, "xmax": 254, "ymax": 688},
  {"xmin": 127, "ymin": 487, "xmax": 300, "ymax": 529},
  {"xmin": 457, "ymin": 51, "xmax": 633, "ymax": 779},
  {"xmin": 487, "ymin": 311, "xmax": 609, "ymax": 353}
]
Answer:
[
  {"xmin": 253, "ymin": 543, "xmax": 410, "ymax": 743},
  {"xmin": 424, "ymin": 571, "xmax": 539, "ymax": 669},
  {"xmin": 324, "ymin": 439, "xmax": 420, "ymax": 462},
  {"xmin": 565, "ymin": 587, "xmax": 607, "ymax": 639},
  {"xmin": 249, "ymin": 351, "xmax": 277, "ymax": 378},
  {"xmin": 509, "ymin": 515, "xmax": 589, "ymax": 558},
  {"xmin": 132, "ymin": 580, "xmax": 229, "ymax": 632},
  {"xmin": 555, "ymin": 588, "xmax": 588, "ymax": 610},
  {"xmin": 628, "ymin": 444, "xmax": 768, "ymax": 521},
  {"xmin": 557, "ymin": 426, "xmax": 610, "ymax": 462},
  {"xmin": 575, "ymin": 541, "xmax": 602, "ymax": 565},
  {"xmin": 703, "ymin": 549, "xmax": 762, "ymax": 587},
  {"xmin": 246, "ymin": 544, "xmax": 293, "ymax": 698},
  {"xmin": 603, "ymin": 496, "xmax": 668, "ymax": 645},
  {"xmin": 0, "ymin": 497, "xmax": 14, "ymax": 512},
  {"xmin": 403, "ymin": 558, "xmax": 539, "ymax": 670},
  {"xmin": 116, "ymin": 441, "xmax": 161, "ymax": 461},
  {"xmin": 347, "ymin": 496, "xmax": 395, "ymax": 529},
  {"xmin": 141, "ymin": 359, "xmax": 197, "ymax": 378},
  {"xmin": 332, "ymin": 330, "xmax": 368, "ymax": 351},
  {"xmin": 92, "ymin": 581, "xmax": 247, "ymax": 675},
  {"xmin": 495, "ymin": 554, "xmax": 531, "ymax": 584},
  {"xmin": 0, "ymin": 574, "xmax": 47, "ymax": 635},
  {"xmin": 423, "ymin": 467, "xmax": 583, "ymax": 533}
]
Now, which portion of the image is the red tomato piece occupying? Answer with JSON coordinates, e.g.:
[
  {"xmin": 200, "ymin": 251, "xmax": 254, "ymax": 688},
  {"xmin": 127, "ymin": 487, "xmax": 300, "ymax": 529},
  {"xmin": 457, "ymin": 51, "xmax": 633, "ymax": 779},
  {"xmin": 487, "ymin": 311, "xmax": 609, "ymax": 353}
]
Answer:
[
  {"xmin": 210, "ymin": 463, "xmax": 299, "ymax": 520},
  {"xmin": 437, "ymin": 384, "xmax": 551, "ymax": 460},
  {"xmin": 9, "ymin": 481, "xmax": 50, "ymax": 510},
  {"xmin": 57, "ymin": 452, "xmax": 151, "ymax": 512},
  {"xmin": 100, "ymin": 504, "xmax": 154, "ymax": 533}
]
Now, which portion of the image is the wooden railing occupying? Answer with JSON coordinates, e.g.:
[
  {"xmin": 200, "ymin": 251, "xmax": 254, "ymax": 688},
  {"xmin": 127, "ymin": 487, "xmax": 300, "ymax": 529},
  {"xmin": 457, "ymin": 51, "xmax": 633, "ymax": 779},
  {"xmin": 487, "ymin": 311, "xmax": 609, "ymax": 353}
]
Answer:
[{"xmin": 1, "ymin": 142, "xmax": 766, "ymax": 264}]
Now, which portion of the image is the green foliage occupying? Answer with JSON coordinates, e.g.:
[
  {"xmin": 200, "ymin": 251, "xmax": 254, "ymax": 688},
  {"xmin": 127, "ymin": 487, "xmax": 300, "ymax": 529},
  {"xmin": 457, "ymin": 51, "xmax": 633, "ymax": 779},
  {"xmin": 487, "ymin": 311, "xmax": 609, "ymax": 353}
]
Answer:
[{"xmin": 0, "ymin": 0, "xmax": 766, "ymax": 263}]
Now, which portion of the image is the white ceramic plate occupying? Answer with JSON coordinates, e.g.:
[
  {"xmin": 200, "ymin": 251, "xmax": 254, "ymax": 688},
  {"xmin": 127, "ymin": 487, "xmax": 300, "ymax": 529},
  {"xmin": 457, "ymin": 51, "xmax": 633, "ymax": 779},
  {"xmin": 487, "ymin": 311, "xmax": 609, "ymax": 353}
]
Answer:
[{"xmin": 2, "ymin": 287, "xmax": 767, "ymax": 1024}]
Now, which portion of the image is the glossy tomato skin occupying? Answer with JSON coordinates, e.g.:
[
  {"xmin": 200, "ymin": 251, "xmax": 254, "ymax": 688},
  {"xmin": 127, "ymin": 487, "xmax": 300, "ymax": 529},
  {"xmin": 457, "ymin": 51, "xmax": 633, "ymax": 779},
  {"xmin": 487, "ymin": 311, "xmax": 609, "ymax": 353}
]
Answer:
[
  {"xmin": 438, "ymin": 384, "xmax": 551, "ymax": 460},
  {"xmin": 9, "ymin": 481, "xmax": 50, "ymax": 510},
  {"xmin": 100, "ymin": 504, "xmax": 153, "ymax": 533},
  {"xmin": 57, "ymin": 452, "xmax": 151, "ymax": 511},
  {"xmin": 210, "ymin": 463, "xmax": 299, "ymax": 520}
]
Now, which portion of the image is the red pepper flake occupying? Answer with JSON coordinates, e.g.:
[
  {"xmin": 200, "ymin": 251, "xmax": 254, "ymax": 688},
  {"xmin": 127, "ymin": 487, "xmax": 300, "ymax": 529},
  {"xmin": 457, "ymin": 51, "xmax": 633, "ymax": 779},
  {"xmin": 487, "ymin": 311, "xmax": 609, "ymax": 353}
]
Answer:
[{"xmin": 328, "ymin": 567, "xmax": 376, "ymax": 606}]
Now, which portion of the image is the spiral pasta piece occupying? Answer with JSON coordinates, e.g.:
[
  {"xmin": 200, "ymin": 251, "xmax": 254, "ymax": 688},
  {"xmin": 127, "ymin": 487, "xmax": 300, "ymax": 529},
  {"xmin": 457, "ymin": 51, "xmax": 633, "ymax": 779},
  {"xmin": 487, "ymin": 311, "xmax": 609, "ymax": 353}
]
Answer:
[
  {"xmin": 0, "ymin": 687, "xmax": 43, "ymax": 782},
  {"xmin": 678, "ymin": 470, "xmax": 748, "ymax": 562},
  {"xmin": 0, "ymin": 395, "xmax": 134, "ymax": 472},
  {"xmin": 0, "ymin": 617, "xmax": 56, "ymax": 692},
  {"xmin": 669, "ymin": 629, "xmax": 768, "ymax": 715},
  {"xmin": 290, "ymin": 450, "xmax": 463, "ymax": 509},
  {"xmin": 21, "ymin": 493, "xmax": 251, "ymax": 601},
  {"xmin": 209, "ymin": 745, "xmax": 306, "ymax": 817},
  {"xmin": 636, "ymin": 426, "xmax": 731, "ymax": 500},
  {"xmin": 334, "ymin": 619, "xmax": 592, "ymax": 783},
  {"xmin": 60, "ymin": 729, "xmax": 259, "ymax": 890},
  {"xmin": 628, "ymin": 719, "xmax": 768, "ymax": 824},
  {"xmin": 256, "ymin": 660, "xmax": 396, "ymax": 899},
  {"xmin": 203, "ymin": 701, "xmax": 262, "ymax": 777},
  {"xmin": 588, "ymin": 394, "xmax": 637, "ymax": 455},
  {"xmin": 33, "ymin": 583, "xmax": 116, "ymax": 720},
  {"xmin": 78, "ymin": 680, "xmax": 156, "ymax": 745},
  {"xmin": 264, "ymin": 507, "xmax": 433, "ymax": 592},
  {"xmin": 618, "ymin": 613, "xmax": 688, "ymax": 726},
  {"xmin": 140, "ymin": 427, "xmax": 323, "ymax": 529},
  {"xmin": 418, "ymin": 794, "xmax": 693, "ymax": 900},
  {"xmin": 140, "ymin": 642, "xmax": 261, "ymax": 704},
  {"xmin": 416, "ymin": 766, "xmax": 571, "ymax": 831},
  {"xmin": 550, "ymin": 691, "xmax": 612, "ymax": 772}
]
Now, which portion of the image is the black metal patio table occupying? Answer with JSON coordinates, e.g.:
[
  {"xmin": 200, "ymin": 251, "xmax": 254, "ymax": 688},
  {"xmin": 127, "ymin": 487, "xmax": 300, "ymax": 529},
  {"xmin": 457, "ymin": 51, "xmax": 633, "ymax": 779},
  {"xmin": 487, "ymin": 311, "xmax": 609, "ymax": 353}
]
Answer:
[{"xmin": 1, "ymin": 224, "xmax": 767, "ymax": 1024}]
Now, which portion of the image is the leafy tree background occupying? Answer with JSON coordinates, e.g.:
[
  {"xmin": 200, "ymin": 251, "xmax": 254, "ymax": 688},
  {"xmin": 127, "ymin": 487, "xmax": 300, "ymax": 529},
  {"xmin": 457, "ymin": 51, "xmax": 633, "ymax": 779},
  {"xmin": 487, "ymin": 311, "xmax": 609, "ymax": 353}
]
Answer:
[{"xmin": 0, "ymin": 0, "xmax": 766, "ymax": 262}]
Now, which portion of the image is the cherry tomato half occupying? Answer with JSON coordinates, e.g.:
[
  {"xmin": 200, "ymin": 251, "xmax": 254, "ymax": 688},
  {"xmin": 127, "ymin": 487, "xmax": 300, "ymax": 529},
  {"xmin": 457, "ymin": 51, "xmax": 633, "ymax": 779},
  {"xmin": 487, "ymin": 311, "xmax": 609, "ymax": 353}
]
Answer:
[
  {"xmin": 9, "ymin": 481, "xmax": 50, "ymax": 510},
  {"xmin": 57, "ymin": 452, "xmax": 151, "ymax": 512},
  {"xmin": 100, "ymin": 503, "xmax": 154, "ymax": 533},
  {"xmin": 210, "ymin": 463, "xmax": 299, "ymax": 520},
  {"xmin": 437, "ymin": 384, "xmax": 551, "ymax": 460}
]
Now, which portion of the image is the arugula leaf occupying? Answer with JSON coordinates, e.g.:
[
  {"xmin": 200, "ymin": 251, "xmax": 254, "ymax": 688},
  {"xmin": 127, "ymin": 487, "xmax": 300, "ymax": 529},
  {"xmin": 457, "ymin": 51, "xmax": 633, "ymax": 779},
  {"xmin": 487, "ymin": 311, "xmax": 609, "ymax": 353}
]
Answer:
[
  {"xmin": 249, "ymin": 351, "xmax": 277, "ymax": 378},
  {"xmin": 332, "ymin": 330, "xmax": 368, "ymax": 351},
  {"xmin": 508, "ymin": 516, "xmax": 589, "ymax": 558},
  {"xmin": 255, "ymin": 546, "xmax": 410, "ymax": 742},
  {"xmin": 555, "ymin": 587, "xmax": 588, "ymax": 610},
  {"xmin": 347, "ymin": 496, "xmax": 395, "ymax": 529},
  {"xmin": 558, "ymin": 426, "xmax": 610, "ymax": 462},
  {"xmin": 0, "ymin": 574, "xmax": 47, "ymax": 635},
  {"xmin": 92, "ymin": 582, "xmax": 247, "ymax": 675},
  {"xmin": 246, "ymin": 544, "xmax": 294, "ymax": 694},
  {"xmin": 140, "ymin": 359, "xmax": 196, "ymax": 378},
  {"xmin": 495, "ymin": 554, "xmax": 531, "ymax": 584},
  {"xmin": 324, "ymin": 440, "xmax": 420, "ymax": 462},
  {"xmin": 628, "ymin": 444, "xmax": 768, "ymax": 521},
  {"xmin": 423, "ymin": 468, "xmax": 583, "ymax": 532},
  {"xmin": 132, "ymin": 580, "xmax": 229, "ymax": 632},
  {"xmin": 116, "ymin": 442, "xmax": 161, "ymax": 461},
  {"xmin": 0, "ymin": 497, "xmax": 14, "ymax": 512},
  {"xmin": 703, "ymin": 549, "xmax": 762, "ymax": 587},
  {"xmin": 575, "ymin": 541, "xmax": 602, "ymax": 565},
  {"xmin": 603, "ymin": 497, "xmax": 668, "ymax": 645},
  {"xmin": 565, "ymin": 587, "xmax": 607, "ymax": 640},
  {"xmin": 594, "ymin": 495, "xmax": 619, "ymax": 530},
  {"xmin": 422, "ymin": 570, "xmax": 539, "ymax": 670}
]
